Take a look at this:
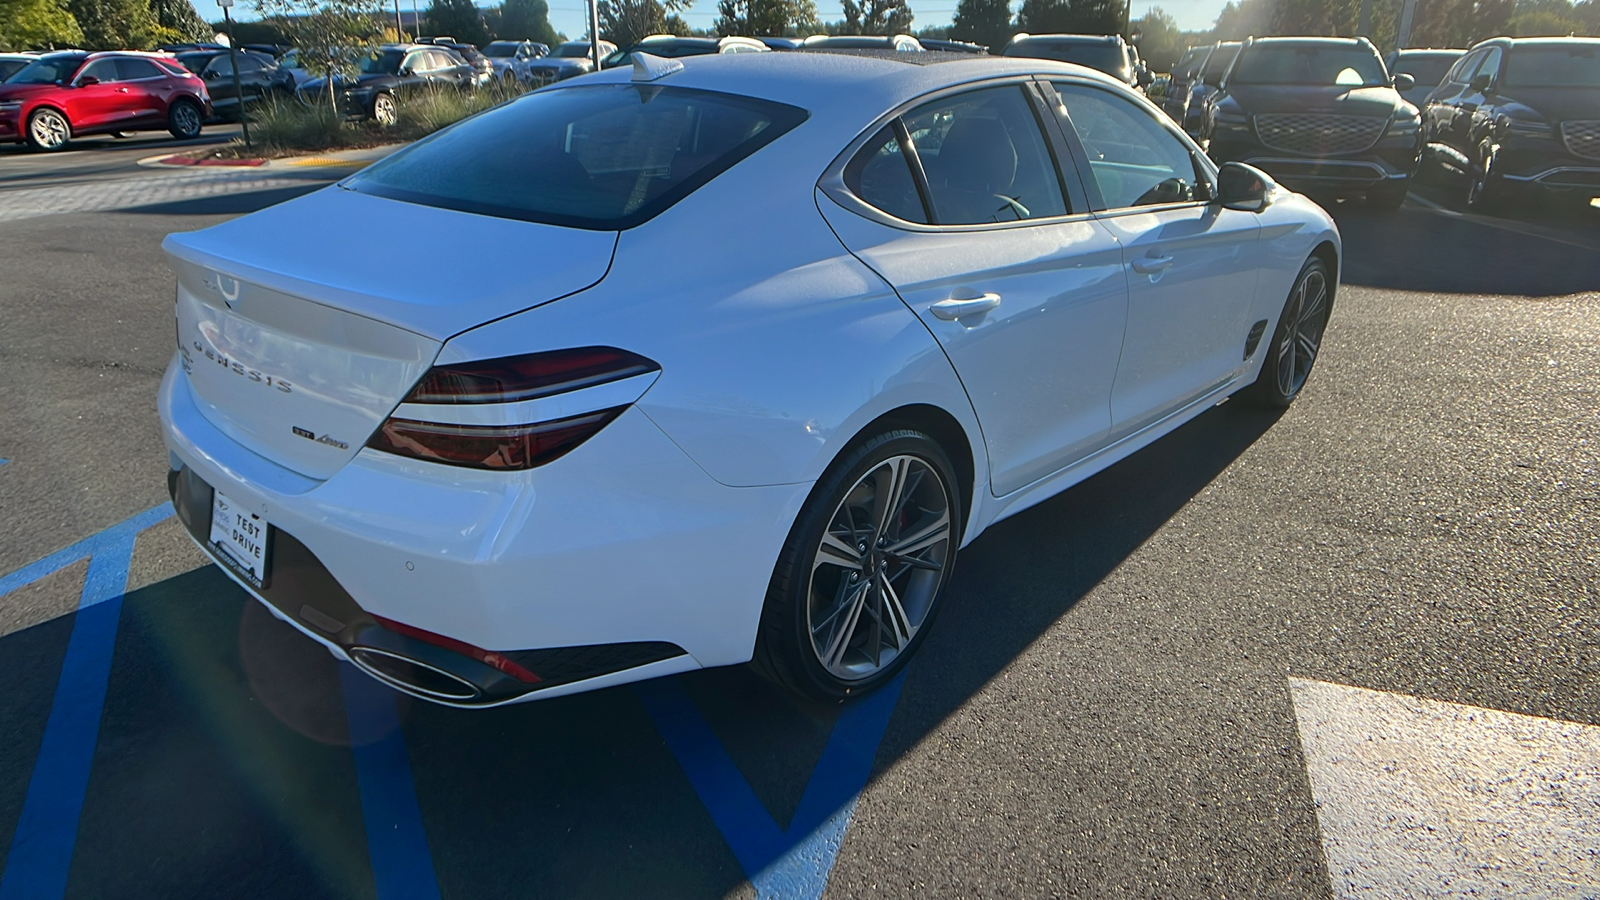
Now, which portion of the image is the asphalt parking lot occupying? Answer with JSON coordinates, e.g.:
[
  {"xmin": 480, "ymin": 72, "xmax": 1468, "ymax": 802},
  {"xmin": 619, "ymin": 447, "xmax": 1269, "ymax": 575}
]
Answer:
[{"xmin": 1, "ymin": 147, "xmax": 1597, "ymax": 899}]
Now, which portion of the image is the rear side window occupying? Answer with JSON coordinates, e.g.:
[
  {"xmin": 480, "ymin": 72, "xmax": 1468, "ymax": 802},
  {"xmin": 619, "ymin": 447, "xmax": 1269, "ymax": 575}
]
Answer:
[
  {"xmin": 906, "ymin": 85, "xmax": 1069, "ymax": 225},
  {"xmin": 843, "ymin": 126, "xmax": 927, "ymax": 223},
  {"xmin": 348, "ymin": 84, "xmax": 807, "ymax": 229},
  {"xmin": 116, "ymin": 58, "xmax": 164, "ymax": 80}
]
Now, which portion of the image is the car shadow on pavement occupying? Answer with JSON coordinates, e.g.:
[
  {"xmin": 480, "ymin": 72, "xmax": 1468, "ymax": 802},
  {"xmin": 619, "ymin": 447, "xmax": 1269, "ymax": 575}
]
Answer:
[
  {"xmin": 122, "ymin": 185, "xmax": 330, "ymax": 218},
  {"xmin": 1331, "ymin": 186, "xmax": 1600, "ymax": 297},
  {"xmin": 0, "ymin": 401, "xmax": 1282, "ymax": 899}
]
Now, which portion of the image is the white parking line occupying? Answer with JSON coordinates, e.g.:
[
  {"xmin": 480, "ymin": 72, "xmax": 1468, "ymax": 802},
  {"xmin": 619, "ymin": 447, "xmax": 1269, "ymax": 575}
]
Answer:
[
  {"xmin": 1407, "ymin": 194, "xmax": 1600, "ymax": 253},
  {"xmin": 1290, "ymin": 679, "xmax": 1600, "ymax": 899}
]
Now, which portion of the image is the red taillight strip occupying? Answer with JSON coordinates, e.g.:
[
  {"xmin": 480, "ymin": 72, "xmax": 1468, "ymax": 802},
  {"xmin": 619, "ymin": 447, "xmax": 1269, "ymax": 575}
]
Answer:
[
  {"xmin": 366, "ymin": 407, "xmax": 624, "ymax": 471},
  {"xmin": 406, "ymin": 347, "xmax": 658, "ymax": 405},
  {"xmin": 371, "ymin": 614, "xmax": 541, "ymax": 683}
]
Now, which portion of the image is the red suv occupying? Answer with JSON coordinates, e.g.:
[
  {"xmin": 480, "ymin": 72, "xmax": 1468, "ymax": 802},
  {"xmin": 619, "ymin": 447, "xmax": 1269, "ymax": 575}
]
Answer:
[{"xmin": 0, "ymin": 50, "xmax": 211, "ymax": 152}]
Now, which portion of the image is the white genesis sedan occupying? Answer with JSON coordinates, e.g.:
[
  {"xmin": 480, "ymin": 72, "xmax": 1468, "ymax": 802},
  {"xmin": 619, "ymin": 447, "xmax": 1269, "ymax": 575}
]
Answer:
[{"xmin": 159, "ymin": 50, "xmax": 1339, "ymax": 707}]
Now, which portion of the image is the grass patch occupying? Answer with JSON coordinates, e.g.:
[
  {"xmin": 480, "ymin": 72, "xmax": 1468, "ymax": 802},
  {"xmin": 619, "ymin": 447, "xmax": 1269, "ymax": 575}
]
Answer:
[{"xmin": 196, "ymin": 79, "xmax": 528, "ymax": 160}]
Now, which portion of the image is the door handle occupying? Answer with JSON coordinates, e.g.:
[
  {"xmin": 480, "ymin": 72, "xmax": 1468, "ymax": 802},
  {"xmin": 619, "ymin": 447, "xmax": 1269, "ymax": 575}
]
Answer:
[
  {"xmin": 1131, "ymin": 254, "xmax": 1175, "ymax": 274},
  {"xmin": 930, "ymin": 293, "xmax": 1001, "ymax": 320}
]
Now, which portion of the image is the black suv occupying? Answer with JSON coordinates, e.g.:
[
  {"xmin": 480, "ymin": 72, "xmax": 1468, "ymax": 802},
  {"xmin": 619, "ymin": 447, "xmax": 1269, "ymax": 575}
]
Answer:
[
  {"xmin": 1204, "ymin": 36, "xmax": 1421, "ymax": 209},
  {"xmin": 1422, "ymin": 37, "xmax": 1600, "ymax": 212},
  {"xmin": 1003, "ymin": 34, "xmax": 1140, "ymax": 88}
]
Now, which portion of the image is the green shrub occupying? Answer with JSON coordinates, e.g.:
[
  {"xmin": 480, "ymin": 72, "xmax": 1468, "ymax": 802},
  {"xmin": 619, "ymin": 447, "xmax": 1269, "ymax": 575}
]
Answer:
[{"xmin": 231, "ymin": 81, "xmax": 528, "ymax": 158}]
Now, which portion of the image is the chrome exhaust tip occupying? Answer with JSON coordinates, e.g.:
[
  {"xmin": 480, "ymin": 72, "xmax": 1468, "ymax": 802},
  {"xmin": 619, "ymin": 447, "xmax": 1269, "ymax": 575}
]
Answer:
[{"xmin": 348, "ymin": 646, "xmax": 482, "ymax": 702}]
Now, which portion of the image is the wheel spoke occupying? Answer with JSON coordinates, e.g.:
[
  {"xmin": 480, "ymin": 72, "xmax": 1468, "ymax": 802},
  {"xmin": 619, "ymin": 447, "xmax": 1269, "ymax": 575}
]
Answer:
[
  {"xmin": 816, "ymin": 530, "xmax": 862, "ymax": 569},
  {"xmin": 887, "ymin": 512, "xmax": 949, "ymax": 559},
  {"xmin": 819, "ymin": 581, "xmax": 870, "ymax": 670},
  {"xmin": 1296, "ymin": 330, "xmax": 1320, "ymax": 361},
  {"xmin": 876, "ymin": 570, "xmax": 914, "ymax": 649},
  {"xmin": 870, "ymin": 457, "xmax": 910, "ymax": 539}
]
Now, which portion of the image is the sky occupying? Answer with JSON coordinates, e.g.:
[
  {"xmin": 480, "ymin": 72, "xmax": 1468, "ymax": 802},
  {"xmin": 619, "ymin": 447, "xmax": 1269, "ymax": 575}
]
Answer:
[{"xmin": 189, "ymin": 0, "xmax": 1231, "ymax": 46}]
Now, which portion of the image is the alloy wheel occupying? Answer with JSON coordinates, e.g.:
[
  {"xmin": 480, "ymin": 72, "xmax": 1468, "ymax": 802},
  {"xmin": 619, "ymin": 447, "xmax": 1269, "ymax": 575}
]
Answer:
[
  {"xmin": 29, "ymin": 110, "xmax": 68, "ymax": 150},
  {"xmin": 1275, "ymin": 266, "xmax": 1329, "ymax": 398},
  {"xmin": 806, "ymin": 454, "xmax": 952, "ymax": 681},
  {"xmin": 373, "ymin": 93, "xmax": 397, "ymax": 127},
  {"xmin": 171, "ymin": 103, "xmax": 201, "ymax": 139}
]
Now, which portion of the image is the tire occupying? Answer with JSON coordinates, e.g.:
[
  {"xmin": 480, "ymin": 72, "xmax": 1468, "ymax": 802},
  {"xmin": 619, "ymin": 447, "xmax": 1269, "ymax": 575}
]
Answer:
[
  {"xmin": 1238, "ymin": 256, "xmax": 1333, "ymax": 409},
  {"xmin": 752, "ymin": 430, "xmax": 963, "ymax": 700},
  {"xmin": 25, "ymin": 107, "xmax": 70, "ymax": 151},
  {"xmin": 1368, "ymin": 177, "xmax": 1410, "ymax": 211},
  {"xmin": 371, "ymin": 92, "xmax": 397, "ymax": 127},
  {"xmin": 501, "ymin": 69, "xmax": 516, "ymax": 87},
  {"xmin": 167, "ymin": 99, "xmax": 202, "ymax": 140}
]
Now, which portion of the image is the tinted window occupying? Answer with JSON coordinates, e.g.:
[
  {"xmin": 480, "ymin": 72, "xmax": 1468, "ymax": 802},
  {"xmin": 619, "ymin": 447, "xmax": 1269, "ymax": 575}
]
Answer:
[
  {"xmin": 1474, "ymin": 47, "xmax": 1503, "ymax": 83},
  {"xmin": 9, "ymin": 55, "xmax": 83, "ymax": 84},
  {"xmin": 80, "ymin": 59, "xmax": 120, "ymax": 83},
  {"xmin": 1503, "ymin": 44, "xmax": 1599, "ymax": 87},
  {"xmin": 205, "ymin": 56, "xmax": 234, "ymax": 77},
  {"xmin": 1200, "ymin": 45, "xmax": 1239, "ymax": 84},
  {"xmin": 237, "ymin": 56, "xmax": 265, "ymax": 72},
  {"xmin": 348, "ymin": 84, "xmax": 806, "ymax": 229},
  {"xmin": 555, "ymin": 43, "xmax": 590, "ymax": 58},
  {"xmin": 1392, "ymin": 52, "xmax": 1459, "ymax": 87},
  {"xmin": 116, "ymin": 57, "xmax": 165, "ymax": 80},
  {"xmin": 904, "ymin": 85, "xmax": 1069, "ymax": 225},
  {"xmin": 1230, "ymin": 43, "xmax": 1388, "ymax": 87},
  {"xmin": 360, "ymin": 49, "xmax": 404, "ymax": 74},
  {"xmin": 484, "ymin": 43, "xmax": 517, "ymax": 57},
  {"xmin": 844, "ymin": 126, "xmax": 926, "ymax": 224},
  {"xmin": 1055, "ymin": 83, "xmax": 1202, "ymax": 210}
]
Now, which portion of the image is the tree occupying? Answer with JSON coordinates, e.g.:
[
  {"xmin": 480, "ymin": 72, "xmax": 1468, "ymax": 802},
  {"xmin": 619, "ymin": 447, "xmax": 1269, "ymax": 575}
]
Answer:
[
  {"xmin": 254, "ymin": 0, "xmax": 388, "ymax": 114},
  {"xmin": 498, "ymin": 0, "xmax": 559, "ymax": 44},
  {"xmin": 714, "ymin": 0, "xmax": 813, "ymax": 35},
  {"xmin": 1015, "ymin": 0, "xmax": 1122, "ymax": 35},
  {"xmin": 949, "ymin": 0, "xmax": 1012, "ymax": 51},
  {"xmin": 67, "ymin": 0, "xmax": 166, "ymax": 47},
  {"xmin": 840, "ymin": 0, "xmax": 911, "ymax": 34},
  {"xmin": 0, "ymin": 0, "xmax": 83, "ymax": 48},
  {"xmin": 425, "ymin": 0, "xmax": 488, "ymax": 43},
  {"xmin": 599, "ymin": 0, "xmax": 690, "ymax": 45},
  {"xmin": 1131, "ymin": 6, "xmax": 1179, "ymax": 68},
  {"xmin": 151, "ymin": 0, "xmax": 209, "ymax": 41}
]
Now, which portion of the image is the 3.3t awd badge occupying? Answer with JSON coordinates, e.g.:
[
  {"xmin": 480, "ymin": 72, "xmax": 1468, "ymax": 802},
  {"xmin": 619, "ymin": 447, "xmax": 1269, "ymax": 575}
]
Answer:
[{"xmin": 292, "ymin": 426, "xmax": 349, "ymax": 450}]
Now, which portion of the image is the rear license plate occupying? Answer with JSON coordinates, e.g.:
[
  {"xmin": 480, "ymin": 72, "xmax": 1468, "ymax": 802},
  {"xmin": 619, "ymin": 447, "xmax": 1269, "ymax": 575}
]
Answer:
[{"xmin": 209, "ymin": 489, "xmax": 270, "ymax": 589}]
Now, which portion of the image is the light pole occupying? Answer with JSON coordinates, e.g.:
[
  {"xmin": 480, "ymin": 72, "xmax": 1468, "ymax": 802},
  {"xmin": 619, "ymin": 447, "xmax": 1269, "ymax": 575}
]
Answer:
[
  {"xmin": 217, "ymin": 0, "xmax": 251, "ymax": 151},
  {"xmin": 588, "ymin": 0, "xmax": 601, "ymax": 71}
]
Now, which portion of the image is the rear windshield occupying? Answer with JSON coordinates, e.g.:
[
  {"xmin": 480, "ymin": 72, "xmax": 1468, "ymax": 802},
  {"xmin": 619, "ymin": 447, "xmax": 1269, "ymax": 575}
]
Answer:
[
  {"xmin": 484, "ymin": 43, "xmax": 517, "ymax": 57},
  {"xmin": 346, "ymin": 83, "xmax": 807, "ymax": 229},
  {"xmin": 1391, "ymin": 52, "xmax": 1459, "ymax": 87},
  {"xmin": 1231, "ymin": 44, "xmax": 1388, "ymax": 87},
  {"xmin": 1503, "ymin": 44, "xmax": 1600, "ymax": 87},
  {"xmin": 1007, "ymin": 42, "xmax": 1128, "ymax": 78},
  {"xmin": 555, "ymin": 43, "xmax": 591, "ymax": 58}
]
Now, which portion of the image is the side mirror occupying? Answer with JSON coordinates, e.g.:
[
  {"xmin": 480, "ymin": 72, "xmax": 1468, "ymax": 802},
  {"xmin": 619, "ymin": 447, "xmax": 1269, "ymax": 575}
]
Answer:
[
  {"xmin": 1469, "ymin": 72, "xmax": 1492, "ymax": 93},
  {"xmin": 1215, "ymin": 161, "xmax": 1274, "ymax": 212},
  {"xmin": 1393, "ymin": 73, "xmax": 1415, "ymax": 92},
  {"xmin": 398, "ymin": 65, "xmax": 413, "ymax": 76},
  {"xmin": 77, "ymin": 75, "xmax": 99, "ymax": 86}
]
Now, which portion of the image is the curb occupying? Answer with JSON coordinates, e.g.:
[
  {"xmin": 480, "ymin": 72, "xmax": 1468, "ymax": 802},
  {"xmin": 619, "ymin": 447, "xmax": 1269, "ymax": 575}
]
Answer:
[{"xmin": 137, "ymin": 153, "xmax": 266, "ymax": 168}]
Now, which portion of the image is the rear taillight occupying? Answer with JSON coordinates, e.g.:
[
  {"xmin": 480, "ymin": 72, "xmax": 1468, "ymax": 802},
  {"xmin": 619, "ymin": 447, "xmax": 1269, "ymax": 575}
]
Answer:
[{"xmin": 366, "ymin": 347, "xmax": 658, "ymax": 471}]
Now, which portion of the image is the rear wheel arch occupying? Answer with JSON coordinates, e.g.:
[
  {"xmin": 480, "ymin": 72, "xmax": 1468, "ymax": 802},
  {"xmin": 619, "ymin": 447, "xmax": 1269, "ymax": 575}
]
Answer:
[
  {"xmin": 1309, "ymin": 240, "xmax": 1339, "ymax": 299},
  {"xmin": 832, "ymin": 403, "xmax": 978, "ymax": 544}
]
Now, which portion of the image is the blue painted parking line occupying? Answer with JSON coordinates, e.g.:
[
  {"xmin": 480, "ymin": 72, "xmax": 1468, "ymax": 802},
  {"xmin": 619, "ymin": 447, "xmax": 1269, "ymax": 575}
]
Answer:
[
  {"xmin": 0, "ymin": 512, "xmax": 155, "ymax": 900},
  {"xmin": 636, "ymin": 674, "xmax": 904, "ymax": 900},
  {"xmin": 339, "ymin": 664, "xmax": 443, "ymax": 900}
]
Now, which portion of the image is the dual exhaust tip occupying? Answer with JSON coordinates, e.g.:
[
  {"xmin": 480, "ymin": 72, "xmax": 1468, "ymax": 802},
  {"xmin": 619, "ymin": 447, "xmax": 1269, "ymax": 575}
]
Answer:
[{"xmin": 347, "ymin": 646, "xmax": 485, "ymax": 703}]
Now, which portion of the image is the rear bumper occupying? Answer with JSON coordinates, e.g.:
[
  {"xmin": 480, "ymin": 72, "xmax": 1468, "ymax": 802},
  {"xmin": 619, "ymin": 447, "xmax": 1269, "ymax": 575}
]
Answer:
[{"xmin": 158, "ymin": 355, "xmax": 809, "ymax": 706}]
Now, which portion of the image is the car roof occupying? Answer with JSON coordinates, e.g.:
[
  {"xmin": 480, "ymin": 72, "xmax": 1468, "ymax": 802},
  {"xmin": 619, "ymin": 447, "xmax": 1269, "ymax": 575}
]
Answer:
[
  {"xmin": 1393, "ymin": 48, "xmax": 1464, "ymax": 56},
  {"xmin": 1012, "ymin": 33, "xmax": 1122, "ymax": 45},
  {"xmin": 1493, "ymin": 35, "xmax": 1600, "ymax": 46}
]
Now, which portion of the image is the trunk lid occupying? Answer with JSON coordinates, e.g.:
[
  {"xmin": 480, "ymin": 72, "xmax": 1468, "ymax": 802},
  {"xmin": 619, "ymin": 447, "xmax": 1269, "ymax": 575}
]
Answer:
[{"xmin": 164, "ymin": 186, "xmax": 618, "ymax": 480}]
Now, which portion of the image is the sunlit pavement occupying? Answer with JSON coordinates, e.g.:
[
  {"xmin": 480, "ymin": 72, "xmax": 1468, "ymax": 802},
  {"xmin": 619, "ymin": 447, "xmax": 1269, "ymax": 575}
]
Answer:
[{"xmin": 0, "ymin": 168, "xmax": 1596, "ymax": 898}]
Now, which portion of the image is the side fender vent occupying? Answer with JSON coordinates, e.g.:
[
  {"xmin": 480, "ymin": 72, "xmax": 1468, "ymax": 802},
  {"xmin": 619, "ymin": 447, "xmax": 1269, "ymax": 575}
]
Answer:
[{"xmin": 1243, "ymin": 319, "xmax": 1269, "ymax": 360}]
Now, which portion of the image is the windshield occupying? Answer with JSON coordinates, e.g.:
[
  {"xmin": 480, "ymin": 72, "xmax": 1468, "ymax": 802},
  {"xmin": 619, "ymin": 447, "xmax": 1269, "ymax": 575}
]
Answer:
[
  {"xmin": 359, "ymin": 49, "xmax": 404, "ymax": 75},
  {"xmin": 0, "ymin": 58, "xmax": 30, "ymax": 81},
  {"xmin": 1200, "ymin": 45, "xmax": 1239, "ymax": 83},
  {"xmin": 348, "ymin": 83, "xmax": 806, "ymax": 229},
  {"xmin": 1503, "ymin": 44, "xmax": 1600, "ymax": 87},
  {"xmin": 484, "ymin": 43, "xmax": 517, "ymax": 57},
  {"xmin": 1231, "ymin": 44, "xmax": 1388, "ymax": 87},
  {"xmin": 7, "ymin": 55, "xmax": 84, "ymax": 85},
  {"xmin": 555, "ymin": 43, "xmax": 590, "ymax": 58},
  {"xmin": 175, "ymin": 53, "xmax": 212, "ymax": 74},
  {"xmin": 1008, "ymin": 42, "xmax": 1128, "ymax": 77},
  {"xmin": 1392, "ymin": 52, "xmax": 1459, "ymax": 87}
]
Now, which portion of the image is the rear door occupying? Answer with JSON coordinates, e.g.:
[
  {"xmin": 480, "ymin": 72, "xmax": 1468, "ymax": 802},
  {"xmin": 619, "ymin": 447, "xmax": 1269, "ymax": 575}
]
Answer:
[
  {"xmin": 1047, "ymin": 80, "xmax": 1262, "ymax": 437},
  {"xmin": 819, "ymin": 81, "xmax": 1130, "ymax": 497},
  {"xmin": 113, "ymin": 57, "xmax": 169, "ymax": 126}
]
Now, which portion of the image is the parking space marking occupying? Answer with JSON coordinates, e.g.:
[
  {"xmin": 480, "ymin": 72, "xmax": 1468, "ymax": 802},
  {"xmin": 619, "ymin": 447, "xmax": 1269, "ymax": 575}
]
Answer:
[
  {"xmin": 637, "ymin": 674, "xmax": 904, "ymax": 900},
  {"xmin": 0, "ymin": 505, "xmax": 168, "ymax": 900},
  {"xmin": 339, "ymin": 664, "xmax": 443, "ymax": 900},
  {"xmin": 1290, "ymin": 678, "xmax": 1600, "ymax": 898},
  {"xmin": 1406, "ymin": 194, "xmax": 1600, "ymax": 254}
]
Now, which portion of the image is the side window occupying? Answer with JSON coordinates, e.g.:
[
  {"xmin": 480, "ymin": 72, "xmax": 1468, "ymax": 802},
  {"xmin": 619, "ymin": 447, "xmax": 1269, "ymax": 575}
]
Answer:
[
  {"xmin": 237, "ymin": 56, "xmax": 264, "ymax": 73},
  {"xmin": 79, "ymin": 59, "xmax": 120, "ymax": 83},
  {"xmin": 116, "ymin": 58, "xmax": 164, "ymax": 80},
  {"xmin": 1053, "ymin": 82, "xmax": 1203, "ymax": 210},
  {"xmin": 1475, "ymin": 47, "xmax": 1503, "ymax": 84},
  {"xmin": 432, "ymin": 51, "xmax": 458, "ymax": 69},
  {"xmin": 206, "ymin": 56, "xmax": 234, "ymax": 77},
  {"xmin": 402, "ymin": 52, "xmax": 425, "ymax": 73},
  {"xmin": 902, "ymin": 85, "xmax": 1070, "ymax": 225},
  {"xmin": 1448, "ymin": 50, "xmax": 1483, "ymax": 85},
  {"xmin": 843, "ymin": 126, "xmax": 927, "ymax": 224}
]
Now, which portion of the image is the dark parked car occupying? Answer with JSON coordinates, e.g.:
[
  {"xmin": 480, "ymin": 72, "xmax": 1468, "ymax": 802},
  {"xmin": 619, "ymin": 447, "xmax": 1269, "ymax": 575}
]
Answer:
[
  {"xmin": 1386, "ymin": 48, "xmax": 1465, "ymax": 108},
  {"xmin": 1421, "ymin": 36, "xmax": 1600, "ymax": 212},
  {"xmin": 918, "ymin": 39, "xmax": 986, "ymax": 54},
  {"xmin": 1161, "ymin": 45, "xmax": 1208, "ymax": 123},
  {"xmin": 0, "ymin": 53, "xmax": 37, "ymax": 82},
  {"xmin": 1003, "ymin": 33, "xmax": 1138, "ymax": 87},
  {"xmin": 603, "ymin": 35, "xmax": 768, "ymax": 67},
  {"xmin": 417, "ymin": 38, "xmax": 493, "ymax": 87},
  {"xmin": 297, "ymin": 44, "xmax": 476, "ymax": 125},
  {"xmin": 523, "ymin": 40, "xmax": 619, "ymax": 85},
  {"xmin": 758, "ymin": 37, "xmax": 801, "ymax": 51},
  {"xmin": 1182, "ymin": 41, "xmax": 1241, "ymax": 136},
  {"xmin": 175, "ymin": 49, "xmax": 295, "ymax": 118},
  {"xmin": 802, "ymin": 34, "xmax": 924, "ymax": 51},
  {"xmin": 0, "ymin": 51, "xmax": 210, "ymax": 151},
  {"xmin": 1203, "ymin": 36, "xmax": 1421, "ymax": 209}
]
